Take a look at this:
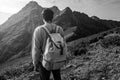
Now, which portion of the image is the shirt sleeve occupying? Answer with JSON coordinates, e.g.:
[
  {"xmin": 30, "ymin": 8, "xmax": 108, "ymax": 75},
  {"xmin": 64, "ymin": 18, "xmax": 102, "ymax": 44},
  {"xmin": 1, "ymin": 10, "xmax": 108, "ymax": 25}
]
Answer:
[{"xmin": 31, "ymin": 27, "xmax": 43, "ymax": 67}]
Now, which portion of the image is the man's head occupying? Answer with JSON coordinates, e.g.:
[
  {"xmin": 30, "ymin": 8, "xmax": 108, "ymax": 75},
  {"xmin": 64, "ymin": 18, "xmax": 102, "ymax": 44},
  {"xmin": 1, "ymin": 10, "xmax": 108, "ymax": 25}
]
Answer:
[{"xmin": 42, "ymin": 8, "xmax": 54, "ymax": 22}]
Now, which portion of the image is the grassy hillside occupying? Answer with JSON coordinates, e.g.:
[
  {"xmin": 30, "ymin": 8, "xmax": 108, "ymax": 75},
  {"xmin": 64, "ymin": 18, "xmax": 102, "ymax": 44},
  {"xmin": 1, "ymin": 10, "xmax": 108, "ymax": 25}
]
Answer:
[{"xmin": 1, "ymin": 31, "xmax": 120, "ymax": 80}]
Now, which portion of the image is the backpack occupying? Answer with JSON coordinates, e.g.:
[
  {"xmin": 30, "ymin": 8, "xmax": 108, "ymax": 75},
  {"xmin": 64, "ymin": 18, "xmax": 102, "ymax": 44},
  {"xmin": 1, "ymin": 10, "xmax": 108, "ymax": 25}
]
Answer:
[{"xmin": 42, "ymin": 26, "xmax": 67, "ymax": 70}]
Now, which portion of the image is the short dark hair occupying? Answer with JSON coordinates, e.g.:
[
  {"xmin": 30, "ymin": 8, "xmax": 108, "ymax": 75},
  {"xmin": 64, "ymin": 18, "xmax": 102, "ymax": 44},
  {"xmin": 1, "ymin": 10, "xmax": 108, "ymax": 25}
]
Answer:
[{"xmin": 42, "ymin": 8, "xmax": 54, "ymax": 22}]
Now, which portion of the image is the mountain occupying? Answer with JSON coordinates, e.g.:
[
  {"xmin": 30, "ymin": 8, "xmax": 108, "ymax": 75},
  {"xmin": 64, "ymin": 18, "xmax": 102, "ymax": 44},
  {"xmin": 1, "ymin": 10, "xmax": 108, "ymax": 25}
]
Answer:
[
  {"xmin": 1, "ymin": 1, "xmax": 120, "ymax": 80},
  {"xmin": 50, "ymin": 6, "xmax": 60, "ymax": 17},
  {"xmin": 0, "ymin": 1, "xmax": 120, "ymax": 63},
  {"xmin": 0, "ymin": 1, "xmax": 42, "ymax": 31},
  {"xmin": 66, "ymin": 11, "xmax": 120, "ymax": 42},
  {"xmin": 54, "ymin": 7, "xmax": 76, "ymax": 30},
  {"xmin": 0, "ymin": 1, "xmax": 44, "ymax": 63}
]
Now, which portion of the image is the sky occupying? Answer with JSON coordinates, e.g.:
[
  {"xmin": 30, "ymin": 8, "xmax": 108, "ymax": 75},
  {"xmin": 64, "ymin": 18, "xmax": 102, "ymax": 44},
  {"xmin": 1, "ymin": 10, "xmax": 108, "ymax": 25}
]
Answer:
[{"xmin": 0, "ymin": 0, "xmax": 120, "ymax": 25}]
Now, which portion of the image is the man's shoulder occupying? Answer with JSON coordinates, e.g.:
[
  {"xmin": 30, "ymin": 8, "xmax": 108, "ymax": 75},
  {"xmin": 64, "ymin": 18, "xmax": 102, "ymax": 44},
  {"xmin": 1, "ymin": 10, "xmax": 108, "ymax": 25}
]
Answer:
[{"xmin": 34, "ymin": 25, "xmax": 44, "ymax": 32}]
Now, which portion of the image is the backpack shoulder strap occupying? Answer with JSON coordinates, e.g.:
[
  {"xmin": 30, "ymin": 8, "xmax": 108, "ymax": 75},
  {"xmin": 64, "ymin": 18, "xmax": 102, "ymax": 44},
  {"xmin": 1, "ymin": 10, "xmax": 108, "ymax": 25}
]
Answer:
[
  {"xmin": 42, "ymin": 27, "xmax": 52, "ymax": 41},
  {"xmin": 42, "ymin": 27, "xmax": 60, "ymax": 49},
  {"xmin": 56, "ymin": 26, "xmax": 59, "ymax": 33},
  {"xmin": 43, "ymin": 26, "xmax": 50, "ymax": 35}
]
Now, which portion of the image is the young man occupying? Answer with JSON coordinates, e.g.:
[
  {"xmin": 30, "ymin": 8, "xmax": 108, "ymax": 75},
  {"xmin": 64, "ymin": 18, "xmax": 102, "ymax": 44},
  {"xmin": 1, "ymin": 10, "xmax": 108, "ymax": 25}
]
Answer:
[{"xmin": 32, "ymin": 8, "xmax": 64, "ymax": 80}]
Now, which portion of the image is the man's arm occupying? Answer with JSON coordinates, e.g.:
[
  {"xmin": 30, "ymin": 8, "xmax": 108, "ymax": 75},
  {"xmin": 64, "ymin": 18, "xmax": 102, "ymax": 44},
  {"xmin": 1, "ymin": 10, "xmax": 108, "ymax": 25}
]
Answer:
[{"xmin": 31, "ymin": 27, "xmax": 43, "ymax": 70}]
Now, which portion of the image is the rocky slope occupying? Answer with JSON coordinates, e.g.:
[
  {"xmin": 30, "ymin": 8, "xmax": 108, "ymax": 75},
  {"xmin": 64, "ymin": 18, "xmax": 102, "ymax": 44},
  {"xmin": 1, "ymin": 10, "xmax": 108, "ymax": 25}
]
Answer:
[
  {"xmin": 1, "ymin": 31, "xmax": 120, "ymax": 80},
  {"xmin": 0, "ymin": 1, "xmax": 44, "ymax": 63}
]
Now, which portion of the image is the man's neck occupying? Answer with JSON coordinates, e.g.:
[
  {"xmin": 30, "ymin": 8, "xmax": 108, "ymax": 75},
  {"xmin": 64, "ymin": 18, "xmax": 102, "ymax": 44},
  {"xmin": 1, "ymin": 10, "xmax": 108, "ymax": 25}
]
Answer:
[{"xmin": 44, "ymin": 21, "xmax": 52, "ymax": 25}]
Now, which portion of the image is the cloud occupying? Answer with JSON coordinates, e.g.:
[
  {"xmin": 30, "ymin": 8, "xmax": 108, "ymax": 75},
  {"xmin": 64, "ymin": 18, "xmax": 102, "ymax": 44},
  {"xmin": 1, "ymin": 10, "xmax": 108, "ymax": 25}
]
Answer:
[
  {"xmin": 45, "ymin": 0, "xmax": 82, "ymax": 4},
  {"xmin": 93, "ymin": 0, "xmax": 120, "ymax": 6},
  {"xmin": 0, "ymin": 0, "xmax": 28, "ymax": 13},
  {"xmin": 110, "ymin": 0, "xmax": 120, "ymax": 5},
  {"xmin": 93, "ymin": 0, "xmax": 110, "ymax": 5},
  {"xmin": 74, "ymin": 0, "xmax": 81, "ymax": 3}
]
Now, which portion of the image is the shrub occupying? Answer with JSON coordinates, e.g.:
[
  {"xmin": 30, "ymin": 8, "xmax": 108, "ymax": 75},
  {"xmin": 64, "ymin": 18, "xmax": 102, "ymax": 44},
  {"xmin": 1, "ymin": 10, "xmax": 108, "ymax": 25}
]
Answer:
[
  {"xmin": 100, "ymin": 35, "xmax": 120, "ymax": 48},
  {"xmin": 74, "ymin": 47, "xmax": 87, "ymax": 56},
  {"xmin": 0, "ymin": 76, "xmax": 6, "ymax": 80}
]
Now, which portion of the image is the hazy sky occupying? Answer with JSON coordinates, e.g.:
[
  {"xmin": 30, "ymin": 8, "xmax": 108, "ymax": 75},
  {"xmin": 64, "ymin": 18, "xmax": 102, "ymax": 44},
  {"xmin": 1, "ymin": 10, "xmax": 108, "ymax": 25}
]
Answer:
[{"xmin": 0, "ymin": 0, "xmax": 120, "ymax": 25}]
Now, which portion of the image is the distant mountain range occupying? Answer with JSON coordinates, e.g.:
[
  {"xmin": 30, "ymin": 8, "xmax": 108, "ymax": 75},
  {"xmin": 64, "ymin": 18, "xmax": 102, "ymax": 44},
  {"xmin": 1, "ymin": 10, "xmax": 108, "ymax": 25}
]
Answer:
[{"xmin": 0, "ymin": 1, "xmax": 120, "ymax": 63}]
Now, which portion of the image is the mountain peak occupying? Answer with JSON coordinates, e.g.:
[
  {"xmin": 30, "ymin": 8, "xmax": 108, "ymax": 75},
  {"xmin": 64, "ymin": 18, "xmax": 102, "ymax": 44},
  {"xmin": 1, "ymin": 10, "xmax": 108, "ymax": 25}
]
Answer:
[
  {"xmin": 50, "ymin": 6, "xmax": 60, "ymax": 13},
  {"xmin": 66, "ymin": 7, "xmax": 71, "ymax": 10},
  {"xmin": 64, "ymin": 7, "xmax": 72, "ymax": 12},
  {"xmin": 60, "ymin": 7, "xmax": 72, "ymax": 15},
  {"xmin": 51, "ymin": 6, "xmax": 59, "ymax": 10},
  {"xmin": 91, "ymin": 16, "xmax": 100, "ymax": 20},
  {"xmin": 27, "ymin": 1, "xmax": 39, "ymax": 6},
  {"xmin": 22, "ymin": 1, "xmax": 41, "ymax": 10}
]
